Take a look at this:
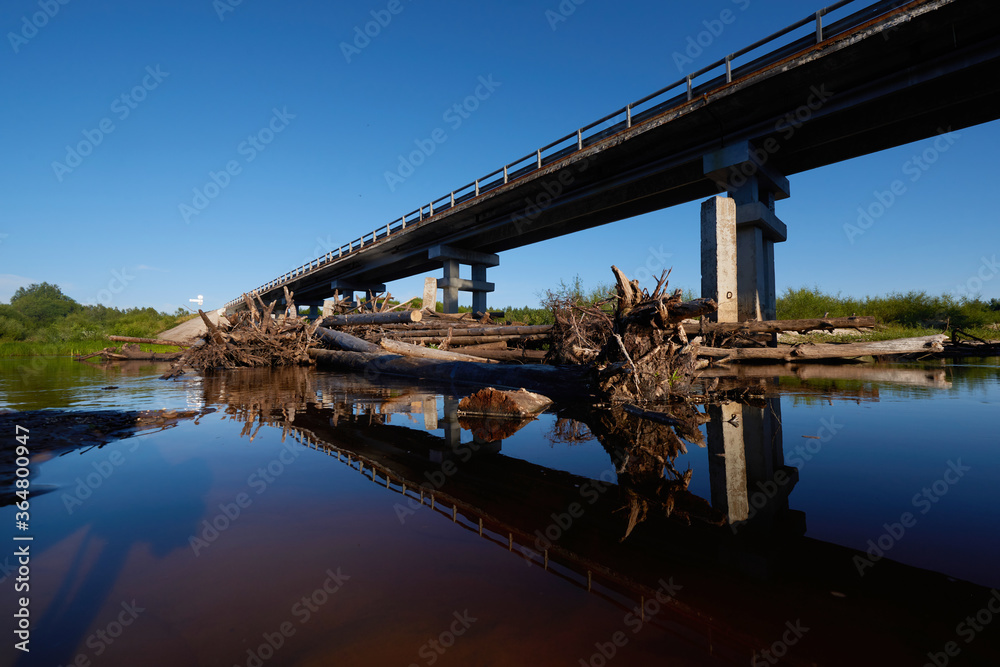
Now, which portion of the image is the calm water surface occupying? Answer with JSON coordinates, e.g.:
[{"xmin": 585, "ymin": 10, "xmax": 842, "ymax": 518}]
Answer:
[{"xmin": 0, "ymin": 357, "xmax": 998, "ymax": 666}]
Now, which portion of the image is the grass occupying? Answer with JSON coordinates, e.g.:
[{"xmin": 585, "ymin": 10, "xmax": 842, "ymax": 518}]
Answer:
[
  {"xmin": 0, "ymin": 341, "xmax": 184, "ymax": 358},
  {"xmin": 775, "ymin": 287, "xmax": 1000, "ymax": 343}
]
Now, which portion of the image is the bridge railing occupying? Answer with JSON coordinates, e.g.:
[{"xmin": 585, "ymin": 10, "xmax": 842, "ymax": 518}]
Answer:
[{"xmin": 227, "ymin": 0, "xmax": 912, "ymax": 310}]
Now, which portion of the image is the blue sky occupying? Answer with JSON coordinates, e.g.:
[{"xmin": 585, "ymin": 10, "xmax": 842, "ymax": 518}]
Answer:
[{"xmin": 1, "ymin": 0, "xmax": 997, "ymax": 312}]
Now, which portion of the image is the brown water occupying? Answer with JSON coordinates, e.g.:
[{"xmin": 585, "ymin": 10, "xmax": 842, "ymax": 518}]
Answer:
[{"xmin": 1, "ymin": 358, "xmax": 999, "ymax": 666}]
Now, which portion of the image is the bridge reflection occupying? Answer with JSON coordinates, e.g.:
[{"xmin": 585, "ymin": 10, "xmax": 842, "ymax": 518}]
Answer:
[{"xmin": 198, "ymin": 367, "xmax": 999, "ymax": 665}]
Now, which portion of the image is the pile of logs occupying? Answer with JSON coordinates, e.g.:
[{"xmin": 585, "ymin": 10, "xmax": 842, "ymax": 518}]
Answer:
[
  {"xmin": 161, "ymin": 291, "xmax": 321, "ymax": 379},
  {"xmin": 326, "ymin": 308, "xmax": 550, "ymax": 363}
]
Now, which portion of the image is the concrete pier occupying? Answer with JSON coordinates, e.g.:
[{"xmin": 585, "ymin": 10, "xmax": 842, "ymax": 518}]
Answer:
[
  {"xmin": 703, "ymin": 142, "xmax": 789, "ymax": 322},
  {"xmin": 700, "ymin": 197, "xmax": 738, "ymax": 323},
  {"xmin": 429, "ymin": 245, "xmax": 498, "ymax": 314}
]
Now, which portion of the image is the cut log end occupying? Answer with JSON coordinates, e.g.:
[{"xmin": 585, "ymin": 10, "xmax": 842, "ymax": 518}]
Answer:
[{"xmin": 457, "ymin": 387, "xmax": 553, "ymax": 418}]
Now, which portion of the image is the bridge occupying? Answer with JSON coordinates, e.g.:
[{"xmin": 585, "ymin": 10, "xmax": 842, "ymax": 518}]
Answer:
[{"xmin": 225, "ymin": 0, "xmax": 1000, "ymax": 319}]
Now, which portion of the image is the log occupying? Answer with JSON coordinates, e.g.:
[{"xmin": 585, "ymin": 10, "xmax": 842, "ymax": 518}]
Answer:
[
  {"xmin": 321, "ymin": 310, "xmax": 423, "ymax": 327},
  {"xmin": 315, "ymin": 326, "xmax": 385, "ymax": 354},
  {"xmin": 456, "ymin": 341, "xmax": 510, "ymax": 351},
  {"xmin": 622, "ymin": 298, "xmax": 718, "ymax": 327},
  {"xmin": 699, "ymin": 334, "xmax": 947, "ymax": 362},
  {"xmin": 199, "ymin": 309, "xmax": 225, "ymax": 345},
  {"xmin": 379, "ymin": 339, "xmax": 498, "ymax": 364},
  {"xmin": 458, "ymin": 387, "xmax": 553, "ymax": 418},
  {"xmin": 422, "ymin": 311, "xmax": 473, "ymax": 321},
  {"xmin": 309, "ymin": 349, "xmax": 593, "ymax": 400},
  {"xmin": 389, "ymin": 324, "xmax": 552, "ymax": 338},
  {"xmin": 452, "ymin": 348, "xmax": 548, "ymax": 362},
  {"xmin": 392, "ymin": 333, "xmax": 549, "ymax": 345},
  {"xmin": 108, "ymin": 336, "xmax": 190, "ymax": 347},
  {"xmin": 682, "ymin": 316, "xmax": 877, "ymax": 335}
]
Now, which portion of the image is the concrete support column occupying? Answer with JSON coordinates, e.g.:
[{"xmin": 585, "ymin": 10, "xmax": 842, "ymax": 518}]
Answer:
[
  {"xmin": 700, "ymin": 196, "xmax": 738, "ymax": 322},
  {"xmin": 423, "ymin": 277, "xmax": 437, "ymax": 312},
  {"xmin": 736, "ymin": 225, "xmax": 777, "ymax": 321},
  {"xmin": 442, "ymin": 259, "xmax": 460, "ymax": 314},
  {"xmin": 472, "ymin": 264, "xmax": 489, "ymax": 314},
  {"xmin": 704, "ymin": 142, "xmax": 789, "ymax": 324}
]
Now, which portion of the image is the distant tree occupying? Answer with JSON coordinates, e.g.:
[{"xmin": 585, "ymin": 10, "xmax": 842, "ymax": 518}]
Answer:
[{"xmin": 9, "ymin": 282, "xmax": 80, "ymax": 325}]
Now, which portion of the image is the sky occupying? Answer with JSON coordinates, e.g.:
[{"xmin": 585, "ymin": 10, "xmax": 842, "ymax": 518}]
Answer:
[{"xmin": 1, "ymin": 0, "xmax": 998, "ymax": 313}]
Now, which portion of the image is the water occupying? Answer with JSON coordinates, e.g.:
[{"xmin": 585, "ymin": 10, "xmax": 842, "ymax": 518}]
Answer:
[{"xmin": 1, "ymin": 357, "xmax": 999, "ymax": 666}]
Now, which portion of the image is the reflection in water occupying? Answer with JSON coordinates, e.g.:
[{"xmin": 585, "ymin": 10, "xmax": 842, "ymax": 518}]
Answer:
[
  {"xmin": 4, "ymin": 360, "xmax": 1000, "ymax": 665},
  {"xmin": 190, "ymin": 367, "xmax": 997, "ymax": 664},
  {"xmin": 706, "ymin": 398, "xmax": 803, "ymax": 535}
]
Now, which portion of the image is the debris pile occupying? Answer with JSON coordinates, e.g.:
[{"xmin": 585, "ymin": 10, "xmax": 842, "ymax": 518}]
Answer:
[
  {"xmin": 162, "ymin": 291, "xmax": 320, "ymax": 379},
  {"xmin": 547, "ymin": 266, "xmax": 717, "ymax": 403}
]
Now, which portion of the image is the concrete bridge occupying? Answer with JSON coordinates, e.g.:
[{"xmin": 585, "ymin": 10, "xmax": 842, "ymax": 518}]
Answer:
[{"xmin": 225, "ymin": 0, "xmax": 1000, "ymax": 318}]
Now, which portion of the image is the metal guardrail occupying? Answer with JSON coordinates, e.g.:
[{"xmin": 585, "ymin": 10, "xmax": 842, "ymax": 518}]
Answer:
[{"xmin": 227, "ymin": 0, "xmax": 911, "ymax": 309}]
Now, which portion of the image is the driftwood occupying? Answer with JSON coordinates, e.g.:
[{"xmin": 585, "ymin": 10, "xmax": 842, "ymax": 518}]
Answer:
[
  {"xmin": 391, "ymin": 333, "xmax": 549, "ymax": 346},
  {"xmin": 379, "ymin": 338, "xmax": 498, "ymax": 364},
  {"xmin": 699, "ymin": 334, "xmax": 947, "ymax": 361},
  {"xmin": 321, "ymin": 310, "xmax": 423, "ymax": 327},
  {"xmin": 108, "ymin": 336, "xmax": 191, "ymax": 347},
  {"xmin": 448, "ymin": 348, "xmax": 548, "ymax": 363},
  {"xmin": 315, "ymin": 326, "xmax": 384, "ymax": 354},
  {"xmin": 457, "ymin": 387, "xmax": 553, "ymax": 418},
  {"xmin": 592, "ymin": 266, "xmax": 715, "ymax": 402},
  {"xmin": 394, "ymin": 325, "xmax": 552, "ymax": 338},
  {"xmin": 309, "ymin": 349, "xmax": 593, "ymax": 400},
  {"xmin": 78, "ymin": 344, "xmax": 184, "ymax": 362},
  {"xmin": 682, "ymin": 316, "xmax": 876, "ymax": 335},
  {"xmin": 161, "ymin": 301, "xmax": 320, "ymax": 378}
]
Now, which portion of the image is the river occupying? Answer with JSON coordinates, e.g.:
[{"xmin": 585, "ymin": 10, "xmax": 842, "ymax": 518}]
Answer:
[{"xmin": 1, "ymin": 356, "xmax": 998, "ymax": 666}]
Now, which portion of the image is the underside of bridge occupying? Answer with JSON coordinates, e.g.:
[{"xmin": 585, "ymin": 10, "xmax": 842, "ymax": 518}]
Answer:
[{"xmin": 231, "ymin": 0, "xmax": 1000, "ymax": 316}]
